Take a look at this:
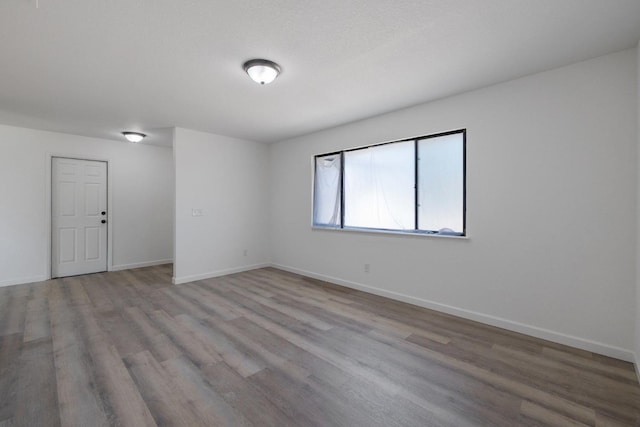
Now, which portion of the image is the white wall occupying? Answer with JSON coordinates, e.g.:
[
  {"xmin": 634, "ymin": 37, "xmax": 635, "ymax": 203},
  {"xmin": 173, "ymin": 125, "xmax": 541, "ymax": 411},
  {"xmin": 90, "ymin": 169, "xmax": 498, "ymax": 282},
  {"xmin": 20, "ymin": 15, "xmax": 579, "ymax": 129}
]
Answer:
[
  {"xmin": 270, "ymin": 49, "xmax": 638, "ymax": 360},
  {"xmin": 172, "ymin": 128, "xmax": 270, "ymax": 284},
  {"xmin": 0, "ymin": 124, "xmax": 174, "ymax": 286}
]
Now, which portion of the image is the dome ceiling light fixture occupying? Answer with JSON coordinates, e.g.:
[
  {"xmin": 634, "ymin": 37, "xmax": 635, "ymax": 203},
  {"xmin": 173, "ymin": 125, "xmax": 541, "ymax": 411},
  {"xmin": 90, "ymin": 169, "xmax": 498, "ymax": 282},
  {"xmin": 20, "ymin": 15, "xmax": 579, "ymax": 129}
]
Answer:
[
  {"xmin": 243, "ymin": 59, "xmax": 281, "ymax": 85},
  {"xmin": 122, "ymin": 131, "xmax": 146, "ymax": 143}
]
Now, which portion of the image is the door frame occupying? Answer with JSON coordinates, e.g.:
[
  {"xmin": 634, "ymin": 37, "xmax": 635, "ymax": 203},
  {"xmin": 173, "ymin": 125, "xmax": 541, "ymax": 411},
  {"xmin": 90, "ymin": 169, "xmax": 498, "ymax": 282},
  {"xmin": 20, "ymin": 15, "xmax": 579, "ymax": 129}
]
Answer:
[{"xmin": 46, "ymin": 153, "xmax": 113, "ymax": 280}]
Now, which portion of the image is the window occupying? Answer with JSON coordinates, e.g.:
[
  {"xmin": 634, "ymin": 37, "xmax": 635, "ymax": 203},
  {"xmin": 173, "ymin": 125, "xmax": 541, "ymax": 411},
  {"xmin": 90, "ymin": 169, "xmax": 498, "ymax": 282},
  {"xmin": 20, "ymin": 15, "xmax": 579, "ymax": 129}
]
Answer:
[
  {"xmin": 344, "ymin": 140, "xmax": 414, "ymax": 230},
  {"xmin": 313, "ymin": 129, "xmax": 466, "ymax": 236}
]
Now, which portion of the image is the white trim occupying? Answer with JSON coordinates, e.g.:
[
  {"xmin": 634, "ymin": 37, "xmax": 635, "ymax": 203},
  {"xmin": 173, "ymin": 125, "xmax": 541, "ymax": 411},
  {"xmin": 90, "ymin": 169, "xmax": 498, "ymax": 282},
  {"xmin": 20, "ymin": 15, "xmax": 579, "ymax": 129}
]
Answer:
[
  {"xmin": 0, "ymin": 275, "xmax": 49, "ymax": 288},
  {"xmin": 110, "ymin": 259, "xmax": 173, "ymax": 271},
  {"xmin": 0, "ymin": 259, "xmax": 172, "ymax": 287},
  {"xmin": 312, "ymin": 226, "xmax": 469, "ymax": 240},
  {"xmin": 46, "ymin": 153, "xmax": 114, "ymax": 279},
  {"xmin": 172, "ymin": 263, "xmax": 270, "ymax": 285},
  {"xmin": 3, "ymin": 260, "xmax": 635, "ymax": 364},
  {"xmin": 171, "ymin": 127, "xmax": 178, "ymax": 282},
  {"xmin": 272, "ymin": 263, "xmax": 636, "ymax": 363}
]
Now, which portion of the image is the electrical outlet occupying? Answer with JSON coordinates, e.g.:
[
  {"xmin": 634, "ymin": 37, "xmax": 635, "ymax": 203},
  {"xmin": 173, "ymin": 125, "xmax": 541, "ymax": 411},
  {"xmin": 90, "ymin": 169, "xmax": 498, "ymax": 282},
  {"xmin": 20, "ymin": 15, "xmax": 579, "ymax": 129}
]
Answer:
[
  {"xmin": 364, "ymin": 263, "xmax": 370, "ymax": 273},
  {"xmin": 192, "ymin": 208, "xmax": 204, "ymax": 217}
]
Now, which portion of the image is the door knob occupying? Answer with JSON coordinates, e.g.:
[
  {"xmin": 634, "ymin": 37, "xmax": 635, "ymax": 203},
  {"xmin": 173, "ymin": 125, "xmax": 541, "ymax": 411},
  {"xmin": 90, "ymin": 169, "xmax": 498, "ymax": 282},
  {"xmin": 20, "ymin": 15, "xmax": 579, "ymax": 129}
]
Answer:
[
  {"xmin": 101, "ymin": 220, "xmax": 106, "ymax": 224},
  {"xmin": 101, "ymin": 211, "xmax": 106, "ymax": 215}
]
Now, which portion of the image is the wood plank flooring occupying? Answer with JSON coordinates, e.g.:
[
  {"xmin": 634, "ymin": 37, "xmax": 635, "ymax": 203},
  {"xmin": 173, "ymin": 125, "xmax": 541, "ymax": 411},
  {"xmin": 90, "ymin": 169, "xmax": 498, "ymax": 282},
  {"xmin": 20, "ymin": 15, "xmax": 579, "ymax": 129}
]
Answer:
[{"xmin": 1, "ymin": 264, "xmax": 639, "ymax": 426}]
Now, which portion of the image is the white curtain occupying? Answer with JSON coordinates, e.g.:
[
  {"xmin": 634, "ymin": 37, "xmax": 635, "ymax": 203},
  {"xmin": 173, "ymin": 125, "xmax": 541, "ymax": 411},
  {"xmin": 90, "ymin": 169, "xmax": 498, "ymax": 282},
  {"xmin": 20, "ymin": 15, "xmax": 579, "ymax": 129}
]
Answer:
[{"xmin": 313, "ymin": 154, "xmax": 341, "ymax": 226}]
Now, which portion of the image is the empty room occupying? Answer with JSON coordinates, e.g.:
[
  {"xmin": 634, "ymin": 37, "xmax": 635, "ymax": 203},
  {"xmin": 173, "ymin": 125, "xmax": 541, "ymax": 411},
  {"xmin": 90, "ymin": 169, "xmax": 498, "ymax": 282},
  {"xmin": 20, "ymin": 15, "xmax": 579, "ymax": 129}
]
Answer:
[{"xmin": 2, "ymin": 0, "xmax": 640, "ymax": 426}]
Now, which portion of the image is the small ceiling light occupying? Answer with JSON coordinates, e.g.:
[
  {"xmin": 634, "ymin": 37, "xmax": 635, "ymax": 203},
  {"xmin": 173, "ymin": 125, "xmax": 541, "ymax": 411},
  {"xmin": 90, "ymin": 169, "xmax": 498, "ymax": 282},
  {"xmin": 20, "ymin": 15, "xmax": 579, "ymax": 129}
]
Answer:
[
  {"xmin": 243, "ymin": 59, "xmax": 281, "ymax": 85},
  {"xmin": 122, "ymin": 131, "xmax": 146, "ymax": 143}
]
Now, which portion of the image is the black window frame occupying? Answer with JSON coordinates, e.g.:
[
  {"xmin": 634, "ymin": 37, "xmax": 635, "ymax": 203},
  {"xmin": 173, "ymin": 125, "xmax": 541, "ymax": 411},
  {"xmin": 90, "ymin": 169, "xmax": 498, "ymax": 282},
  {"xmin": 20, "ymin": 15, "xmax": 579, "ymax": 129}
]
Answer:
[{"xmin": 313, "ymin": 128, "xmax": 466, "ymax": 236}]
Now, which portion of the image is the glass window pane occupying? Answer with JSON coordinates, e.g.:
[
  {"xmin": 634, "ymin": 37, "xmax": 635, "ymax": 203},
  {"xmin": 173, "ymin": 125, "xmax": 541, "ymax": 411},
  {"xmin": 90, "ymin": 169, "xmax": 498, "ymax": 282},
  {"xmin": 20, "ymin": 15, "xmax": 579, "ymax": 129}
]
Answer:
[
  {"xmin": 418, "ymin": 133, "xmax": 464, "ymax": 234},
  {"xmin": 344, "ymin": 141, "xmax": 414, "ymax": 230},
  {"xmin": 313, "ymin": 154, "xmax": 341, "ymax": 226}
]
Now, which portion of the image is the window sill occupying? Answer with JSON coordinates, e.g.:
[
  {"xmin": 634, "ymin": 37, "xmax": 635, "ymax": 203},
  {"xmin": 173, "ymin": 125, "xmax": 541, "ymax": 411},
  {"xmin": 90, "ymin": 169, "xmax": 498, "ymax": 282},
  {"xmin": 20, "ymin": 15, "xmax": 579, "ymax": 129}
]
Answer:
[{"xmin": 311, "ymin": 226, "xmax": 469, "ymax": 240}]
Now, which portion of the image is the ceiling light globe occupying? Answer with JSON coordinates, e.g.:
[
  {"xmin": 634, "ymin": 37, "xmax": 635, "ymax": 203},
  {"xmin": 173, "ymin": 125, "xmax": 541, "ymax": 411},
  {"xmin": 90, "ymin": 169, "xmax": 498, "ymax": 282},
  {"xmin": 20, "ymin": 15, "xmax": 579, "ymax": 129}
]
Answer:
[
  {"xmin": 122, "ymin": 132, "xmax": 146, "ymax": 143},
  {"xmin": 243, "ymin": 59, "xmax": 281, "ymax": 85}
]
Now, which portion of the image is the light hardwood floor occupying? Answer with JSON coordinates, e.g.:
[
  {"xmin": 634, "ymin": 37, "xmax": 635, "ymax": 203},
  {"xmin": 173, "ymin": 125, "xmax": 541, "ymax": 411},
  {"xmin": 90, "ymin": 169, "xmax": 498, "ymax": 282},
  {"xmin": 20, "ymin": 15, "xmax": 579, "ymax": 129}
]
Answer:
[{"xmin": 0, "ymin": 264, "xmax": 639, "ymax": 426}]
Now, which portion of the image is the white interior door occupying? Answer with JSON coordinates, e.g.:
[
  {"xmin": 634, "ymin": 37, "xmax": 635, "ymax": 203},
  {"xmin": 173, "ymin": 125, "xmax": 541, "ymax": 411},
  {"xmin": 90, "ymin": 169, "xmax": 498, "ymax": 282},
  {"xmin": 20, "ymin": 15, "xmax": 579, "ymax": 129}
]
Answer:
[{"xmin": 52, "ymin": 157, "xmax": 108, "ymax": 278}]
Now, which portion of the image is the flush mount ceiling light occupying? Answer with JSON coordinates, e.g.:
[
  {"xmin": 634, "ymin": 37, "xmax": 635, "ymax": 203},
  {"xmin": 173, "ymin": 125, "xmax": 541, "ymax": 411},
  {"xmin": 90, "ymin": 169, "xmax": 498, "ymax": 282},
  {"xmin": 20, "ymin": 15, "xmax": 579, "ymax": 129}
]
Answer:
[
  {"xmin": 122, "ymin": 131, "xmax": 146, "ymax": 143},
  {"xmin": 243, "ymin": 59, "xmax": 281, "ymax": 85}
]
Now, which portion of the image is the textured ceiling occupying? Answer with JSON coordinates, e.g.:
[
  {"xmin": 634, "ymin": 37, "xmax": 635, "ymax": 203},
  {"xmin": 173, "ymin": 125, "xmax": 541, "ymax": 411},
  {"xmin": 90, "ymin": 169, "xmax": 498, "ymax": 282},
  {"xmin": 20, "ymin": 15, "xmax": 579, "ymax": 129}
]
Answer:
[{"xmin": 1, "ymin": 0, "xmax": 640, "ymax": 145}]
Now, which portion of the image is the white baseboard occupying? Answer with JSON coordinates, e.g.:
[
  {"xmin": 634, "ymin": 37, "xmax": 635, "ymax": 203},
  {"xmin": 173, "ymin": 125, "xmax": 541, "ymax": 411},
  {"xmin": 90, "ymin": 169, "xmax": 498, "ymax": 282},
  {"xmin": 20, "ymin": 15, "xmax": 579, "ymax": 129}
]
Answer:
[
  {"xmin": 0, "ymin": 260, "xmax": 172, "ymax": 288},
  {"xmin": 3, "ymin": 262, "xmax": 635, "ymax": 364},
  {"xmin": 272, "ymin": 263, "xmax": 636, "ymax": 363},
  {"xmin": 172, "ymin": 263, "xmax": 271, "ymax": 285},
  {"xmin": 110, "ymin": 259, "xmax": 173, "ymax": 272},
  {"xmin": 0, "ymin": 275, "xmax": 48, "ymax": 288}
]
